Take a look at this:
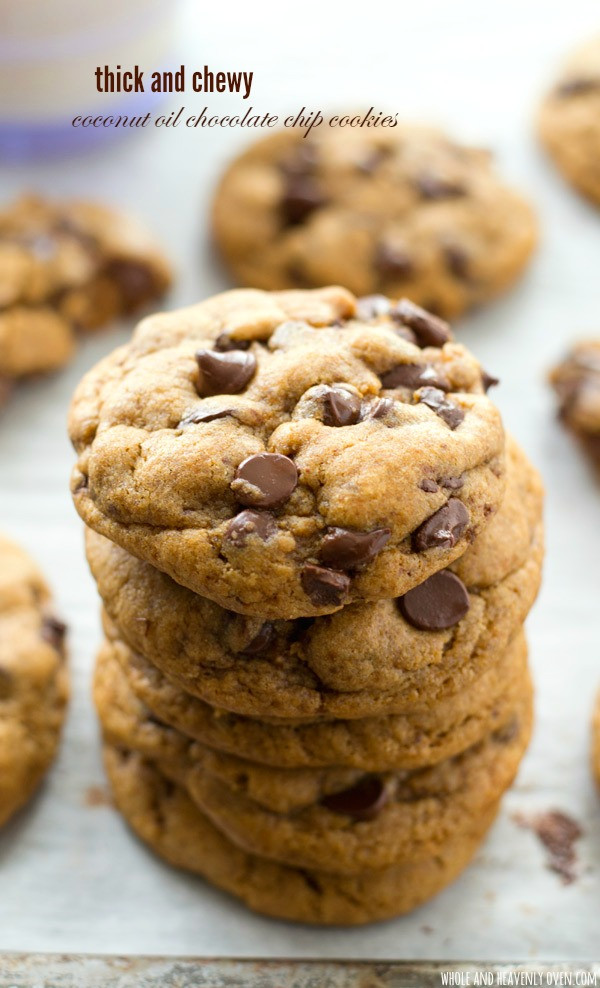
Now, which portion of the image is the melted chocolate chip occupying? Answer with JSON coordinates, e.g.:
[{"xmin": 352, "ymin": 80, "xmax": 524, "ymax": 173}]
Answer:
[
  {"xmin": 412, "ymin": 499, "xmax": 469, "ymax": 551},
  {"xmin": 320, "ymin": 386, "xmax": 362, "ymax": 427},
  {"xmin": 319, "ymin": 527, "xmax": 391, "ymax": 570},
  {"xmin": 242, "ymin": 622, "xmax": 274, "ymax": 654},
  {"xmin": 556, "ymin": 77, "xmax": 600, "ymax": 97},
  {"xmin": 231, "ymin": 453, "xmax": 298, "ymax": 508},
  {"xmin": 481, "ymin": 369, "xmax": 500, "ymax": 392},
  {"xmin": 321, "ymin": 775, "xmax": 388, "ymax": 820},
  {"xmin": 355, "ymin": 295, "xmax": 392, "ymax": 320},
  {"xmin": 360, "ymin": 397, "xmax": 395, "ymax": 420},
  {"xmin": 374, "ymin": 242, "xmax": 414, "ymax": 279},
  {"xmin": 41, "ymin": 615, "xmax": 67, "ymax": 652},
  {"xmin": 196, "ymin": 349, "xmax": 256, "ymax": 397},
  {"xmin": 439, "ymin": 474, "xmax": 465, "ymax": 490},
  {"xmin": 381, "ymin": 363, "xmax": 450, "ymax": 391},
  {"xmin": 417, "ymin": 386, "xmax": 465, "ymax": 429},
  {"xmin": 214, "ymin": 333, "xmax": 251, "ymax": 352},
  {"xmin": 0, "ymin": 667, "xmax": 14, "ymax": 700},
  {"xmin": 398, "ymin": 570, "xmax": 470, "ymax": 630},
  {"xmin": 179, "ymin": 406, "xmax": 235, "ymax": 426},
  {"xmin": 392, "ymin": 299, "xmax": 451, "ymax": 348},
  {"xmin": 416, "ymin": 174, "xmax": 467, "ymax": 200},
  {"xmin": 225, "ymin": 510, "xmax": 276, "ymax": 547},
  {"xmin": 107, "ymin": 260, "xmax": 156, "ymax": 308},
  {"xmin": 301, "ymin": 565, "xmax": 350, "ymax": 607},
  {"xmin": 419, "ymin": 478, "xmax": 439, "ymax": 493},
  {"xmin": 282, "ymin": 177, "xmax": 327, "ymax": 225},
  {"xmin": 443, "ymin": 243, "xmax": 470, "ymax": 279}
]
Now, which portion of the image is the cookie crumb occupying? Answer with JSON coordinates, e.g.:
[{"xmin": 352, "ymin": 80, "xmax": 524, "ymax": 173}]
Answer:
[{"xmin": 84, "ymin": 785, "xmax": 113, "ymax": 808}]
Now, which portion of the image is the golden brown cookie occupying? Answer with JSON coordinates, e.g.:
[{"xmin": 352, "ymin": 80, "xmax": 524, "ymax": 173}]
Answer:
[
  {"xmin": 0, "ymin": 534, "xmax": 69, "ymax": 827},
  {"xmin": 104, "ymin": 744, "xmax": 501, "ymax": 925},
  {"xmin": 70, "ymin": 287, "xmax": 506, "ymax": 619},
  {"xmin": 550, "ymin": 340, "xmax": 600, "ymax": 466},
  {"xmin": 539, "ymin": 37, "xmax": 600, "ymax": 204},
  {"xmin": 212, "ymin": 125, "xmax": 537, "ymax": 318}
]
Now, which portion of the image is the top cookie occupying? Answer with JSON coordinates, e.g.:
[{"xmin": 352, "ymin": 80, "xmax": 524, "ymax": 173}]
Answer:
[
  {"xmin": 69, "ymin": 287, "xmax": 505, "ymax": 618},
  {"xmin": 539, "ymin": 37, "xmax": 600, "ymax": 204},
  {"xmin": 212, "ymin": 124, "xmax": 537, "ymax": 318},
  {"xmin": 0, "ymin": 195, "xmax": 172, "ymax": 384}
]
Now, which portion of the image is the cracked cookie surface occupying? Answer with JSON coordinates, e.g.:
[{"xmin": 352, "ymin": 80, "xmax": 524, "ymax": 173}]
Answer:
[
  {"xmin": 212, "ymin": 125, "xmax": 537, "ymax": 318},
  {"xmin": 71, "ymin": 287, "xmax": 506, "ymax": 618}
]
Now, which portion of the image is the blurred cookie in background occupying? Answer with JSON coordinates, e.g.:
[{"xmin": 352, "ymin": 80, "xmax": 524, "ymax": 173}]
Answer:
[
  {"xmin": 593, "ymin": 692, "xmax": 600, "ymax": 790},
  {"xmin": 538, "ymin": 37, "xmax": 600, "ymax": 205},
  {"xmin": 212, "ymin": 124, "xmax": 537, "ymax": 319},
  {"xmin": 0, "ymin": 195, "xmax": 172, "ymax": 403},
  {"xmin": 550, "ymin": 340, "xmax": 600, "ymax": 467},
  {"xmin": 0, "ymin": 533, "xmax": 69, "ymax": 828}
]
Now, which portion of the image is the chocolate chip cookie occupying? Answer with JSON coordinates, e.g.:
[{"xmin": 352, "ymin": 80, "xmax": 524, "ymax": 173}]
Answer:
[
  {"xmin": 70, "ymin": 287, "xmax": 506, "ymax": 618},
  {"xmin": 96, "ymin": 628, "xmax": 529, "ymax": 783},
  {"xmin": 212, "ymin": 125, "xmax": 537, "ymax": 317},
  {"xmin": 539, "ymin": 37, "xmax": 600, "ymax": 204},
  {"xmin": 104, "ymin": 744, "xmax": 500, "ymax": 925},
  {"xmin": 0, "ymin": 534, "xmax": 69, "ymax": 827},
  {"xmin": 550, "ymin": 340, "xmax": 600, "ymax": 465},
  {"xmin": 0, "ymin": 194, "xmax": 171, "ymax": 392}
]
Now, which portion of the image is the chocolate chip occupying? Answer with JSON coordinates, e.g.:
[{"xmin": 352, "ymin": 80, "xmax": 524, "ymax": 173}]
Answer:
[
  {"xmin": 357, "ymin": 147, "xmax": 389, "ymax": 174},
  {"xmin": 481, "ymin": 369, "xmax": 499, "ymax": 392},
  {"xmin": 280, "ymin": 143, "xmax": 319, "ymax": 176},
  {"xmin": 281, "ymin": 177, "xmax": 327, "ymax": 225},
  {"xmin": 321, "ymin": 775, "xmax": 388, "ymax": 820},
  {"xmin": 374, "ymin": 242, "xmax": 414, "ymax": 279},
  {"xmin": 231, "ymin": 453, "xmax": 298, "ymax": 508},
  {"xmin": 41, "ymin": 615, "xmax": 67, "ymax": 652},
  {"xmin": 242, "ymin": 622, "xmax": 274, "ymax": 654},
  {"xmin": 301, "ymin": 565, "xmax": 350, "ymax": 606},
  {"xmin": 416, "ymin": 386, "xmax": 465, "ymax": 429},
  {"xmin": 439, "ymin": 474, "xmax": 465, "ymax": 490},
  {"xmin": 360, "ymin": 397, "xmax": 395, "ymax": 420},
  {"xmin": 179, "ymin": 406, "xmax": 235, "ymax": 426},
  {"xmin": 416, "ymin": 174, "xmax": 467, "ymax": 200},
  {"xmin": 443, "ymin": 243, "xmax": 470, "ymax": 279},
  {"xmin": 225, "ymin": 509, "xmax": 277, "ymax": 547},
  {"xmin": 556, "ymin": 77, "xmax": 600, "ymax": 97},
  {"xmin": 214, "ymin": 333, "xmax": 251, "ymax": 352},
  {"xmin": 392, "ymin": 298, "xmax": 451, "ymax": 348},
  {"xmin": 0, "ymin": 667, "xmax": 14, "ymax": 700},
  {"xmin": 381, "ymin": 363, "xmax": 450, "ymax": 391},
  {"xmin": 319, "ymin": 527, "xmax": 391, "ymax": 570},
  {"xmin": 419, "ymin": 479, "xmax": 439, "ymax": 493},
  {"xmin": 398, "ymin": 570, "xmax": 470, "ymax": 630},
  {"xmin": 355, "ymin": 295, "xmax": 392, "ymax": 320},
  {"xmin": 196, "ymin": 349, "xmax": 256, "ymax": 396},
  {"xmin": 107, "ymin": 260, "xmax": 156, "ymax": 308},
  {"xmin": 412, "ymin": 499, "xmax": 469, "ymax": 551},
  {"xmin": 321, "ymin": 386, "xmax": 362, "ymax": 427}
]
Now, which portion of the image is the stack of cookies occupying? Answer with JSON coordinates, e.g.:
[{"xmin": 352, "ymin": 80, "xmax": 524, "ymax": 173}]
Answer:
[{"xmin": 68, "ymin": 286, "xmax": 544, "ymax": 925}]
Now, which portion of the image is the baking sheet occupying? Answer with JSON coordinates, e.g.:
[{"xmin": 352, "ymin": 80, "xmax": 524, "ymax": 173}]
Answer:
[{"xmin": 1, "ymin": 0, "xmax": 599, "ymax": 962}]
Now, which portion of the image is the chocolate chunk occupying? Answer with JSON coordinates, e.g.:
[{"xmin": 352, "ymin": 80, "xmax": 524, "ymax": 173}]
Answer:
[
  {"xmin": 416, "ymin": 174, "xmax": 467, "ymax": 200},
  {"xmin": 355, "ymin": 294, "xmax": 392, "ymax": 320},
  {"xmin": 321, "ymin": 386, "xmax": 362, "ymax": 427},
  {"xmin": 419, "ymin": 478, "xmax": 439, "ymax": 493},
  {"xmin": 360, "ymin": 397, "xmax": 394, "ymax": 420},
  {"xmin": 439, "ymin": 474, "xmax": 465, "ymax": 490},
  {"xmin": 481, "ymin": 369, "xmax": 499, "ymax": 392},
  {"xmin": 179, "ymin": 406, "xmax": 235, "ymax": 426},
  {"xmin": 319, "ymin": 527, "xmax": 391, "ymax": 570},
  {"xmin": 321, "ymin": 775, "xmax": 388, "ymax": 820},
  {"xmin": 381, "ymin": 363, "xmax": 449, "ymax": 391},
  {"xmin": 41, "ymin": 615, "xmax": 67, "ymax": 652},
  {"xmin": 417, "ymin": 386, "xmax": 465, "ymax": 429},
  {"xmin": 107, "ymin": 260, "xmax": 155, "ymax": 308},
  {"xmin": 515, "ymin": 810, "xmax": 583, "ymax": 885},
  {"xmin": 443, "ymin": 243, "xmax": 470, "ymax": 279},
  {"xmin": 392, "ymin": 298, "xmax": 451, "ymax": 348},
  {"xmin": 301, "ymin": 565, "xmax": 350, "ymax": 606},
  {"xmin": 242, "ymin": 622, "xmax": 274, "ymax": 655},
  {"xmin": 196, "ymin": 349, "xmax": 256, "ymax": 396},
  {"xmin": 556, "ymin": 77, "xmax": 600, "ymax": 98},
  {"xmin": 0, "ymin": 667, "xmax": 14, "ymax": 700},
  {"xmin": 375, "ymin": 242, "xmax": 414, "ymax": 279},
  {"xmin": 412, "ymin": 499, "xmax": 469, "ymax": 551},
  {"xmin": 225, "ymin": 509, "xmax": 277, "ymax": 547},
  {"xmin": 231, "ymin": 453, "xmax": 298, "ymax": 508},
  {"xmin": 398, "ymin": 570, "xmax": 470, "ymax": 630},
  {"xmin": 214, "ymin": 333, "xmax": 251, "ymax": 352},
  {"xmin": 282, "ymin": 177, "xmax": 327, "ymax": 225}
]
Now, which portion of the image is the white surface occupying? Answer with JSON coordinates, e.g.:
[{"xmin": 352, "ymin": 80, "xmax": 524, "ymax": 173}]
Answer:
[{"xmin": 0, "ymin": 0, "xmax": 599, "ymax": 962}]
